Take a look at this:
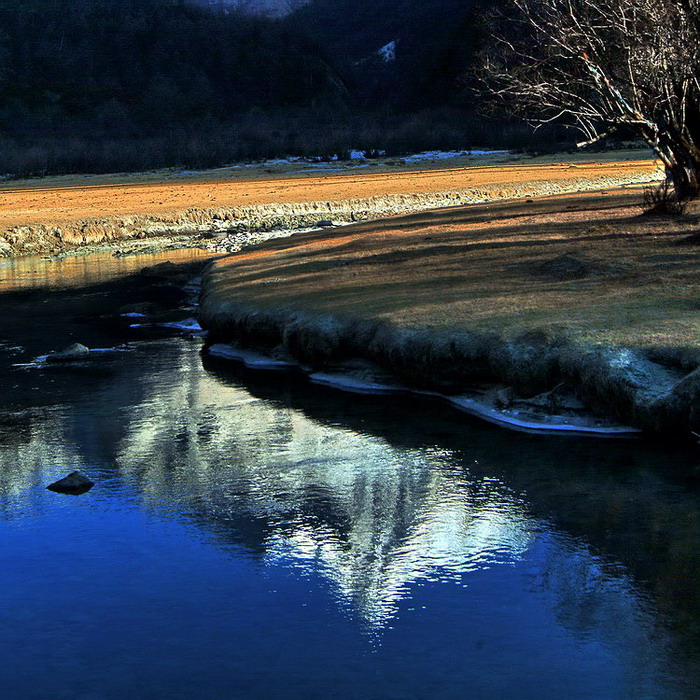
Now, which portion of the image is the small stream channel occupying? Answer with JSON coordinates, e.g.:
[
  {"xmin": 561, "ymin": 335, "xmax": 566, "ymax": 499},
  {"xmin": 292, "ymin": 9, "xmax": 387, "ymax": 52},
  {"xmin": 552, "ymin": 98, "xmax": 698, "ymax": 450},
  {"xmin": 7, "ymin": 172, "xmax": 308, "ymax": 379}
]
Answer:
[{"xmin": 0, "ymin": 251, "xmax": 699, "ymax": 699}]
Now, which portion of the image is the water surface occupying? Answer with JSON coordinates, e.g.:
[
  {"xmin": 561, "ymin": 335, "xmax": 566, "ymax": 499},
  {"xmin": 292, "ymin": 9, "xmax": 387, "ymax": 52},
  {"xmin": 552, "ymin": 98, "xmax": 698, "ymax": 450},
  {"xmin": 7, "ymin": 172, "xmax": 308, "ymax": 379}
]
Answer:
[{"xmin": 0, "ymin": 253, "xmax": 698, "ymax": 699}]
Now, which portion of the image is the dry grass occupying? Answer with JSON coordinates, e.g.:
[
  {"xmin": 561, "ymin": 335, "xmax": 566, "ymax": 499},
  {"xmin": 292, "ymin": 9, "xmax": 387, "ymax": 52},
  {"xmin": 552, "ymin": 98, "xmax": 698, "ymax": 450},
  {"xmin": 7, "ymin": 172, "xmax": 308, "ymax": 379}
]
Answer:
[
  {"xmin": 202, "ymin": 191, "xmax": 698, "ymax": 349},
  {"xmin": 200, "ymin": 189, "xmax": 700, "ymax": 434}
]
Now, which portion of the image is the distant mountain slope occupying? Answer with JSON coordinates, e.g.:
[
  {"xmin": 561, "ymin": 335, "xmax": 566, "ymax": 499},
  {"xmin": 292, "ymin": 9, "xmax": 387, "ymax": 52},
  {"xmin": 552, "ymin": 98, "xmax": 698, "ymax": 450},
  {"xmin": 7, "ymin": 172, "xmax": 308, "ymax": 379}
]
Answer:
[
  {"xmin": 0, "ymin": 0, "xmax": 343, "ymax": 132},
  {"xmin": 285, "ymin": 0, "xmax": 489, "ymax": 105},
  {"xmin": 287, "ymin": 0, "xmax": 474, "ymax": 59},
  {"xmin": 193, "ymin": 0, "xmax": 295, "ymax": 16}
]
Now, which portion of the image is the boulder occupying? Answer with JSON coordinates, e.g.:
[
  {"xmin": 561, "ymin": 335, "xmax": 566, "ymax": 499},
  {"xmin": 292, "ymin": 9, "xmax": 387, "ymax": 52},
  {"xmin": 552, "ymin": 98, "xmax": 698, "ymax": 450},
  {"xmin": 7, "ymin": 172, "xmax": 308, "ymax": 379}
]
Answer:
[
  {"xmin": 46, "ymin": 471, "xmax": 94, "ymax": 495},
  {"xmin": 46, "ymin": 343, "xmax": 90, "ymax": 363}
]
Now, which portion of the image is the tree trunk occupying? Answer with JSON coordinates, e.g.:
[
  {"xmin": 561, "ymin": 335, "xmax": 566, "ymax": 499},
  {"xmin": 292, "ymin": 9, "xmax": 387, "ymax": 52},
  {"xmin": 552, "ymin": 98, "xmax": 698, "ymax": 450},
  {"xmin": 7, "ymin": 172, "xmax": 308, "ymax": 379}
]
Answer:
[{"xmin": 667, "ymin": 158, "xmax": 700, "ymax": 204}]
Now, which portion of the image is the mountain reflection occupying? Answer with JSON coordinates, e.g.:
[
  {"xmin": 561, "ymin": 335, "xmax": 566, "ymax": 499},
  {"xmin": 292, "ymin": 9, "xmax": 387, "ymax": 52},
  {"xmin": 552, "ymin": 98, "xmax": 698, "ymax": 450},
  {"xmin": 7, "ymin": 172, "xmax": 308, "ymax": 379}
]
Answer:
[
  {"xmin": 115, "ymin": 344, "xmax": 533, "ymax": 624},
  {"xmin": 1, "ymin": 336, "xmax": 700, "ymax": 693}
]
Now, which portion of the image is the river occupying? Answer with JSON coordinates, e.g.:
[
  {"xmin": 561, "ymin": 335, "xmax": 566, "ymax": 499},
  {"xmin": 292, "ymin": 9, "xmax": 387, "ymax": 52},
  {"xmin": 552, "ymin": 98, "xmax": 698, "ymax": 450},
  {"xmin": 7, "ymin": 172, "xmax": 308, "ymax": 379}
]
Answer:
[{"xmin": 0, "ymin": 251, "xmax": 699, "ymax": 699}]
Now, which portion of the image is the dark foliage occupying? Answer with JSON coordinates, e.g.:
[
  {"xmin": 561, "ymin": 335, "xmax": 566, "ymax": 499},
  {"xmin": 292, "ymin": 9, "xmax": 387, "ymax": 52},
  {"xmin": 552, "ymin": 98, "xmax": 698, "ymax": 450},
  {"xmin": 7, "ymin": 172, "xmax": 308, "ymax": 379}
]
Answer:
[
  {"xmin": 285, "ymin": 0, "xmax": 488, "ymax": 107},
  {"xmin": 0, "ymin": 0, "xmax": 340, "ymax": 134},
  {"xmin": 0, "ymin": 0, "xmax": 541, "ymax": 176}
]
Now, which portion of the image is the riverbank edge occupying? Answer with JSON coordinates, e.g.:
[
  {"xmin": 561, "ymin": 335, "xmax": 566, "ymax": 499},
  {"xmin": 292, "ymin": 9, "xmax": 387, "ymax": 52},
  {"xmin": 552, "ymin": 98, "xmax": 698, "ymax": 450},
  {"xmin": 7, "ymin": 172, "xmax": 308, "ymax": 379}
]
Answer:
[
  {"xmin": 198, "ymin": 272, "xmax": 699, "ymax": 440},
  {"xmin": 0, "ymin": 169, "xmax": 660, "ymax": 259}
]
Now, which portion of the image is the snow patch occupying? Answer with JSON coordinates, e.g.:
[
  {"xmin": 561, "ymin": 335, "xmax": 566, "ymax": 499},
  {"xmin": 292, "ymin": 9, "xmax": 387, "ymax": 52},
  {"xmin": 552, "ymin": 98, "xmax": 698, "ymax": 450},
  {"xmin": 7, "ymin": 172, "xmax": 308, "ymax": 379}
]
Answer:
[
  {"xmin": 298, "ymin": 163, "xmax": 371, "ymax": 173},
  {"xmin": 15, "ymin": 345, "xmax": 134, "ymax": 369},
  {"xmin": 377, "ymin": 40, "xmax": 397, "ymax": 62},
  {"xmin": 170, "ymin": 147, "xmax": 509, "ymax": 177},
  {"xmin": 207, "ymin": 344, "xmax": 640, "ymax": 437},
  {"xmin": 159, "ymin": 318, "xmax": 203, "ymax": 332},
  {"xmin": 446, "ymin": 395, "xmax": 642, "ymax": 437},
  {"xmin": 309, "ymin": 371, "xmax": 405, "ymax": 395},
  {"xmin": 402, "ymin": 149, "xmax": 509, "ymax": 163},
  {"xmin": 129, "ymin": 317, "xmax": 205, "ymax": 335}
]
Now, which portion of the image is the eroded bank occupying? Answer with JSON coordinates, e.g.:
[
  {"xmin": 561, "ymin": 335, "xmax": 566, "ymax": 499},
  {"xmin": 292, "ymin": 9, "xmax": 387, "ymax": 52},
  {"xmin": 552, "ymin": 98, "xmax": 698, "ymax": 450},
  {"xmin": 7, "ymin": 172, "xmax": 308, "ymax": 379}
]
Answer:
[{"xmin": 198, "ymin": 191, "xmax": 699, "ymax": 438}]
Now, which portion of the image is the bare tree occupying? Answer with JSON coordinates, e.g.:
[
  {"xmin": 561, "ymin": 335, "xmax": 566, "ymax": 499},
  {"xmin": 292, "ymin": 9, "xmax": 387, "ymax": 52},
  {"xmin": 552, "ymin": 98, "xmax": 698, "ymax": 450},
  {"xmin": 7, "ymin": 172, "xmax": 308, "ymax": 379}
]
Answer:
[{"xmin": 481, "ymin": 0, "xmax": 700, "ymax": 202}]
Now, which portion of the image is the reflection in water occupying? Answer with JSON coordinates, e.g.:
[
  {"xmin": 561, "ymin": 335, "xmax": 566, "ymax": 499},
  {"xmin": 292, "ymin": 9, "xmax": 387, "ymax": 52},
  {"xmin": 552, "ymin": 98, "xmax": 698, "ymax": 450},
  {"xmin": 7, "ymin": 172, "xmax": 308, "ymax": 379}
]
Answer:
[
  {"xmin": 1, "ymin": 271, "xmax": 700, "ymax": 695},
  {"xmin": 119, "ymin": 350, "xmax": 533, "ymax": 625},
  {"xmin": 0, "ymin": 247, "xmax": 210, "ymax": 293}
]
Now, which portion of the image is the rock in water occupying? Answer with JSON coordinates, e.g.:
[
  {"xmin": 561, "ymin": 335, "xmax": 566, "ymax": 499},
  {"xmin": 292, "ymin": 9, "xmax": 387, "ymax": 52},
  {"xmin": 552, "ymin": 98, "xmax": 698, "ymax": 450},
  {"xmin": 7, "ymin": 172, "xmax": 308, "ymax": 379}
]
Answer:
[
  {"xmin": 46, "ymin": 343, "xmax": 90, "ymax": 363},
  {"xmin": 117, "ymin": 302, "xmax": 164, "ymax": 318},
  {"xmin": 46, "ymin": 471, "xmax": 95, "ymax": 495},
  {"xmin": 139, "ymin": 261, "xmax": 178, "ymax": 279}
]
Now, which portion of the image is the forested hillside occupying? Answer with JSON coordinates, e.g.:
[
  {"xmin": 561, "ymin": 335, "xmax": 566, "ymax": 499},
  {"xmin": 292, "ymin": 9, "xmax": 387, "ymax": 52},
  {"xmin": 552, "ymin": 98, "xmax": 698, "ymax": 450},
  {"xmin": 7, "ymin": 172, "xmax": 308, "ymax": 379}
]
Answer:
[
  {"xmin": 0, "ymin": 1, "xmax": 339, "ymax": 134},
  {"xmin": 0, "ymin": 0, "xmax": 541, "ymax": 177},
  {"xmin": 286, "ymin": 0, "xmax": 484, "ymax": 105}
]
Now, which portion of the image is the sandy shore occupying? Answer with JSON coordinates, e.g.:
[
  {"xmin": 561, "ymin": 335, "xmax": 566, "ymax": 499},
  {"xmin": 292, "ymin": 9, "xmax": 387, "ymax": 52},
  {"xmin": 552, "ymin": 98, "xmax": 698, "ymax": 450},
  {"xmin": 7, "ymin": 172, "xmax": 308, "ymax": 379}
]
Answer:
[{"xmin": 0, "ymin": 151, "xmax": 660, "ymax": 257}]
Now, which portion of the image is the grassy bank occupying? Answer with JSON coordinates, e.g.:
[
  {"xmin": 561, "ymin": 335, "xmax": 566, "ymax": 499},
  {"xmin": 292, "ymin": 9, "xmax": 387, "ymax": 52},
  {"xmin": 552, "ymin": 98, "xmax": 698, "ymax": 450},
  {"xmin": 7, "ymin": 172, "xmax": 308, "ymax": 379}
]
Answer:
[{"xmin": 198, "ymin": 189, "xmax": 699, "ymax": 438}]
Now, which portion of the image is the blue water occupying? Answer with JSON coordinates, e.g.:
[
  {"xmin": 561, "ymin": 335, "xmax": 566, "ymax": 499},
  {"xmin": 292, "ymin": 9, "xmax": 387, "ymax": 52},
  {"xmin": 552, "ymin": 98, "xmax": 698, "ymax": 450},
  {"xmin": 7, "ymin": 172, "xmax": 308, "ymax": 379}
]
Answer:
[{"xmin": 0, "ymin": 256, "xmax": 699, "ymax": 699}]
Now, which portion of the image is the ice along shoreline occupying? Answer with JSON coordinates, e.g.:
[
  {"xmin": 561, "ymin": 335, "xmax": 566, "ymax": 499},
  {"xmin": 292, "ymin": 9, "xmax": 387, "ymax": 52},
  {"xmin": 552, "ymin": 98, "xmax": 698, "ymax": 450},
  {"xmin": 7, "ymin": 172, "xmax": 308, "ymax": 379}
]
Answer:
[
  {"xmin": 205, "ymin": 343, "xmax": 643, "ymax": 437},
  {"xmin": 197, "ymin": 306, "xmax": 696, "ymax": 441}
]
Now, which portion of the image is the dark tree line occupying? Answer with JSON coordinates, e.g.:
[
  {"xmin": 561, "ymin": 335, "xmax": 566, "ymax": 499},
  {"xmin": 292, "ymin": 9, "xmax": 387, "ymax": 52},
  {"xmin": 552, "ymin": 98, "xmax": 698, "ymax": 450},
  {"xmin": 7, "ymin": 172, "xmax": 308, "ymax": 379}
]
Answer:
[
  {"xmin": 0, "ymin": 0, "xmax": 341, "ymax": 138},
  {"xmin": 0, "ymin": 0, "xmax": 542, "ymax": 176},
  {"xmin": 287, "ymin": 0, "xmax": 487, "ymax": 107}
]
